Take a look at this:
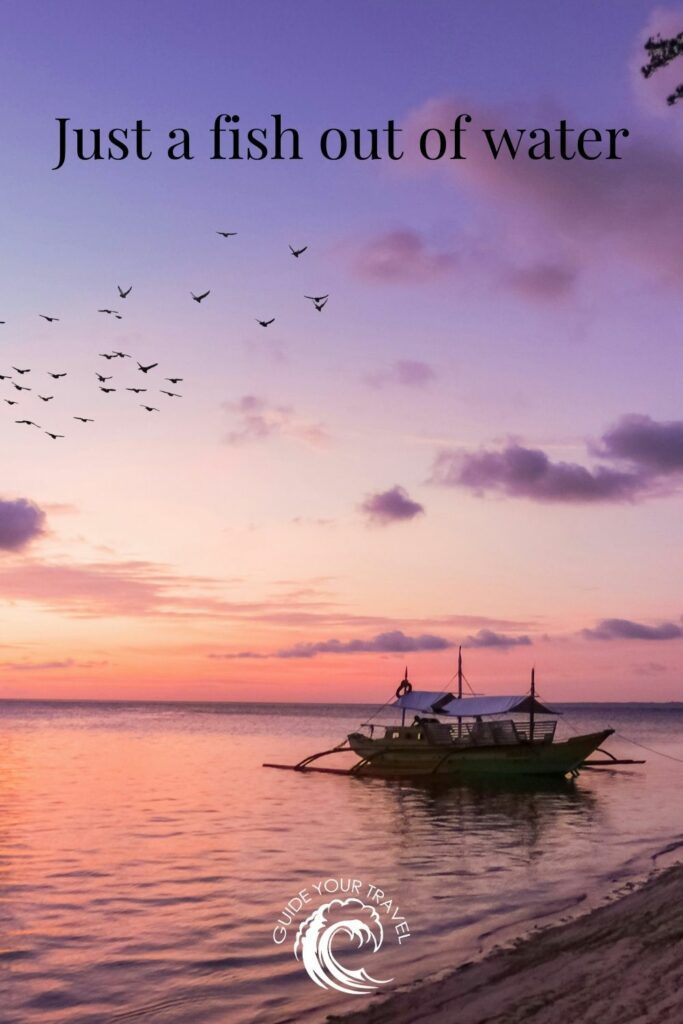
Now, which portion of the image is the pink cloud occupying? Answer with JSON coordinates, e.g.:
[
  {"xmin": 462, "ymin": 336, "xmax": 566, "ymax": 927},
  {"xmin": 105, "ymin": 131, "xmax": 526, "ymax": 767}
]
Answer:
[
  {"xmin": 352, "ymin": 229, "xmax": 458, "ymax": 283},
  {"xmin": 223, "ymin": 395, "xmax": 329, "ymax": 447}
]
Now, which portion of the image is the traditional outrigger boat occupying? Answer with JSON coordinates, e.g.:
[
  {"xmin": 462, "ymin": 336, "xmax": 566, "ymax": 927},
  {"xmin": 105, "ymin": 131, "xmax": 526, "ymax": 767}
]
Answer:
[{"xmin": 264, "ymin": 652, "xmax": 641, "ymax": 781}]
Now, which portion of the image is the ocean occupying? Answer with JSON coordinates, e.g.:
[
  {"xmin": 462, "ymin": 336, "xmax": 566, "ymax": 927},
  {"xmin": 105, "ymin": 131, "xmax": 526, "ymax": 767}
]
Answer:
[{"xmin": 1, "ymin": 700, "xmax": 682, "ymax": 1023}]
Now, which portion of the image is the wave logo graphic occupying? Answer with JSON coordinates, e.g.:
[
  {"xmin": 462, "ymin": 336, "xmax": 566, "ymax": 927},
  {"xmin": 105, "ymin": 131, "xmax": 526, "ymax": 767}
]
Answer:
[{"xmin": 294, "ymin": 897, "xmax": 394, "ymax": 995}]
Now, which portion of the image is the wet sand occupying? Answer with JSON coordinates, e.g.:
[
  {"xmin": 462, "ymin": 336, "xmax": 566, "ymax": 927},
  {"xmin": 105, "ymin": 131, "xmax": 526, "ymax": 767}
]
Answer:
[{"xmin": 332, "ymin": 864, "xmax": 683, "ymax": 1024}]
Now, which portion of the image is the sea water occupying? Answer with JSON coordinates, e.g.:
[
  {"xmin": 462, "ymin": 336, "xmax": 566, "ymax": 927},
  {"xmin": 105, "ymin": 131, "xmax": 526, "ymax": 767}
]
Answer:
[{"xmin": 1, "ymin": 700, "xmax": 682, "ymax": 1023}]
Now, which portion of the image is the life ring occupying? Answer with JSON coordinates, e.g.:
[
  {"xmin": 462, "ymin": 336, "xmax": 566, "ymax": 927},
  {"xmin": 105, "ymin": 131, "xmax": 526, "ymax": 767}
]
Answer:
[{"xmin": 395, "ymin": 676, "xmax": 413, "ymax": 698}]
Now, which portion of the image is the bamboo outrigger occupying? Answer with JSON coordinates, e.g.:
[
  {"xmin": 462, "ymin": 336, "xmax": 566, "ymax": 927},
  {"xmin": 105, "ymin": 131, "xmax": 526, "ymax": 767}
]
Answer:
[{"xmin": 264, "ymin": 652, "xmax": 644, "ymax": 781}]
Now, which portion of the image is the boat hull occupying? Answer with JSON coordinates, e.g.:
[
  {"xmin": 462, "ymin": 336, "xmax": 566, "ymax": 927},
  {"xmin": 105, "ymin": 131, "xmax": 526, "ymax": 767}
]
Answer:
[{"xmin": 347, "ymin": 729, "xmax": 613, "ymax": 779}]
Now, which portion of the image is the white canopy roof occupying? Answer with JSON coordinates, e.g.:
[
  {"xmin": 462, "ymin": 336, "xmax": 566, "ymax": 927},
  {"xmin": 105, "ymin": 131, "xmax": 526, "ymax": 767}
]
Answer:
[{"xmin": 394, "ymin": 691, "xmax": 560, "ymax": 717}]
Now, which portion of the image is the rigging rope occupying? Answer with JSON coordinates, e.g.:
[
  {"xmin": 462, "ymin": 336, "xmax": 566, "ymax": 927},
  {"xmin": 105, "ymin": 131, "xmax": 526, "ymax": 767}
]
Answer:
[
  {"xmin": 536, "ymin": 689, "xmax": 683, "ymax": 767},
  {"xmin": 614, "ymin": 732, "xmax": 683, "ymax": 766}
]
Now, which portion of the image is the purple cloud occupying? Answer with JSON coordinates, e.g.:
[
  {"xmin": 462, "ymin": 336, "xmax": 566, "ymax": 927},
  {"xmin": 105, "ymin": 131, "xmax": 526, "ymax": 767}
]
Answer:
[
  {"xmin": 0, "ymin": 498, "xmax": 46, "ymax": 551},
  {"xmin": 360, "ymin": 485, "xmax": 425, "ymax": 524},
  {"xmin": 353, "ymin": 229, "xmax": 458, "ymax": 283},
  {"xmin": 595, "ymin": 414, "xmax": 683, "ymax": 472},
  {"xmin": 366, "ymin": 359, "xmax": 437, "ymax": 390},
  {"xmin": 405, "ymin": 97, "xmax": 683, "ymax": 284},
  {"xmin": 431, "ymin": 415, "xmax": 683, "ymax": 505},
  {"xmin": 463, "ymin": 629, "xmax": 532, "ymax": 649},
  {"xmin": 1, "ymin": 658, "xmax": 108, "ymax": 671},
  {"xmin": 582, "ymin": 618, "xmax": 683, "ymax": 642},
  {"xmin": 503, "ymin": 262, "xmax": 577, "ymax": 301},
  {"xmin": 213, "ymin": 629, "xmax": 454, "ymax": 659},
  {"xmin": 431, "ymin": 444, "xmax": 644, "ymax": 503},
  {"xmin": 223, "ymin": 395, "xmax": 329, "ymax": 447}
]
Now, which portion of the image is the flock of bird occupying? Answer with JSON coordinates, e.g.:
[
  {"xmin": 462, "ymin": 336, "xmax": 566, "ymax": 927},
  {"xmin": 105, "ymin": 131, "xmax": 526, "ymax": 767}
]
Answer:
[{"xmin": 1, "ymin": 234, "xmax": 329, "ymax": 440}]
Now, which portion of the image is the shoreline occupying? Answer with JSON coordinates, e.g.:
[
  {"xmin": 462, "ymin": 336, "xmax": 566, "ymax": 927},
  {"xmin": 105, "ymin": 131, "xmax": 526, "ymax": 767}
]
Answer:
[{"xmin": 331, "ymin": 861, "xmax": 683, "ymax": 1024}]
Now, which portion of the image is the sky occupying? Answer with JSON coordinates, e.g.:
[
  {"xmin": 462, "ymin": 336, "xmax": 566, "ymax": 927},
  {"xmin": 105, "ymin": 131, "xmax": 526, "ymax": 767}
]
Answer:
[{"xmin": 1, "ymin": 0, "xmax": 682, "ymax": 702}]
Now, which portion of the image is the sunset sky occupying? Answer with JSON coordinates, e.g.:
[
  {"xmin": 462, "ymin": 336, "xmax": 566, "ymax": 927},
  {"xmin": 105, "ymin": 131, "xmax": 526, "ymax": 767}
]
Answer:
[{"xmin": 1, "ymin": 0, "xmax": 682, "ymax": 702}]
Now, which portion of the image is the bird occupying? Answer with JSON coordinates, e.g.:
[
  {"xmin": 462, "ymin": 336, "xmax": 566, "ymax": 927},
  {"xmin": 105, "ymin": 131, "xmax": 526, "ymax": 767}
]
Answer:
[
  {"xmin": 160, "ymin": 390, "xmax": 181, "ymax": 398},
  {"xmin": 216, "ymin": 231, "xmax": 237, "ymax": 238},
  {"xmin": 112, "ymin": 351, "xmax": 131, "ymax": 358},
  {"xmin": 289, "ymin": 245, "xmax": 308, "ymax": 258},
  {"xmin": 39, "ymin": 315, "xmax": 59, "ymax": 322},
  {"xmin": 191, "ymin": 290, "xmax": 210, "ymax": 303},
  {"xmin": 98, "ymin": 309, "xmax": 121, "ymax": 316},
  {"xmin": 4, "ymin": 400, "xmax": 17, "ymax": 406},
  {"xmin": 305, "ymin": 294, "xmax": 329, "ymax": 303},
  {"xmin": 137, "ymin": 362, "xmax": 158, "ymax": 374},
  {"xmin": 45, "ymin": 432, "xmax": 64, "ymax": 440},
  {"xmin": 12, "ymin": 367, "xmax": 30, "ymax": 375},
  {"xmin": 165, "ymin": 377, "xmax": 183, "ymax": 384},
  {"xmin": 96, "ymin": 373, "xmax": 112, "ymax": 382},
  {"xmin": 48, "ymin": 372, "xmax": 67, "ymax": 379},
  {"xmin": 99, "ymin": 353, "xmax": 116, "ymax": 360},
  {"xmin": 140, "ymin": 405, "xmax": 159, "ymax": 412},
  {"xmin": 38, "ymin": 395, "xmax": 54, "ymax": 402},
  {"xmin": 0, "ymin": 321, "xmax": 5, "ymax": 325},
  {"xmin": 12, "ymin": 384, "xmax": 30, "ymax": 392},
  {"xmin": 118, "ymin": 285, "xmax": 132, "ymax": 298},
  {"xmin": 16, "ymin": 419, "xmax": 40, "ymax": 427},
  {"xmin": 314, "ymin": 298, "xmax": 328, "ymax": 311},
  {"xmin": 100, "ymin": 387, "xmax": 116, "ymax": 393},
  {"xmin": 0, "ymin": 374, "xmax": 11, "ymax": 380},
  {"xmin": 126, "ymin": 387, "xmax": 147, "ymax": 393},
  {"xmin": 74, "ymin": 417, "xmax": 94, "ymax": 423},
  {"xmin": 255, "ymin": 318, "xmax": 275, "ymax": 327}
]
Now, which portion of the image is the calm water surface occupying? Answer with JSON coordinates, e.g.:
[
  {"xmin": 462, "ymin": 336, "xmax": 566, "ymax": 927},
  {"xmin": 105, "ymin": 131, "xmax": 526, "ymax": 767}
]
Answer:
[{"xmin": 1, "ymin": 700, "xmax": 682, "ymax": 1023}]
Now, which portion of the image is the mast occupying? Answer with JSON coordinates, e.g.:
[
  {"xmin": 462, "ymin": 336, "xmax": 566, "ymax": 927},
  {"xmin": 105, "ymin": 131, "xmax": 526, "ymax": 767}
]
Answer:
[
  {"xmin": 457, "ymin": 646, "xmax": 463, "ymax": 739},
  {"xmin": 529, "ymin": 666, "xmax": 535, "ymax": 744},
  {"xmin": 457, "ymin": 646, "xmax": 463, "ymax": 699}
]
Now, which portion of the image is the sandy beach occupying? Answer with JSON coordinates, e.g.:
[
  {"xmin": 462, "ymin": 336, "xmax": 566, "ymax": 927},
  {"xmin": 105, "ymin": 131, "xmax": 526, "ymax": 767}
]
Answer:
[{"xmin": 333, "ymin": 864, "xmax": 683, "ymax": 1024}]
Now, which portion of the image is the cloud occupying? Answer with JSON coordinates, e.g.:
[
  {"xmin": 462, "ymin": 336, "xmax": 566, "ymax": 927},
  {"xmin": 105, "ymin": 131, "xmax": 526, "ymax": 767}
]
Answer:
[
  {"xmin": 595, "ymin": 414, "xmax": 683, "ymax": 472},
  {"xmin": 404, "ymin": 96, "xmax": 683, "ymax": 284},
  {"xmin": 582, "ymin": 618, "xmax": 683, "ymax": 641},
  {"xmin": 366, "ymin": 359, "xmax": 437, "ymax": 390},
  {"xmin": 431, "ymin": 415, "xmax": 683, "ymax": 504},
  {"xmin": 431, "ymin": 443, "xmax": 644, "ymax": 503},
  {"xmin": 352, "ymin": 229, "xmax": 458, "ymax": 283},
  {"xmin": 633, "ymin": 661, "xmax": 667, "ymax": 675},
  {"xmin": 0, "ymin": 559, "xmax": 330, "ymax": 622},
  {"xmin": 360, "ymin": 485, "xmax": 425, "ymax": 524},
  {"xmin": 212, "ymin": 629, "xmax": 454, "ymax": 660},
  {"xmin": 463, "ymin": 629, "xmax": 532, "ymax": 649},
  {"xmin": 0, "ymin": 498, "xmax": 46, "ymax": 551},
  {"xmin": 502, "ymin": 262, "xmax": 577, "ymax": 301},
  {"xmin": 1, "ymin": 658, "xmax": 108, "ymax": 671},
  {"xmin": 223, "ymin": 395, "xmax": 329, "ymax": 447}
]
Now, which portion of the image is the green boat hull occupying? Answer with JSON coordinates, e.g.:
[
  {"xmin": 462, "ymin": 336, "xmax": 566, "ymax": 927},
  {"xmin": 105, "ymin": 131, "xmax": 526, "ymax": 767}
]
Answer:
[{"xmin": 347, "ymin": 729, "xmax": 613, "ymax": 779}]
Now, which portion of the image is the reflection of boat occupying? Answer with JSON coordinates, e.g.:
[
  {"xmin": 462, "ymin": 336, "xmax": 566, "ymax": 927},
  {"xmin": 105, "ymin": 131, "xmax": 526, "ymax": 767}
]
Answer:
[{"xmin": 265, "ymin": 652, "xmax": 637, "ymax": 781}]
